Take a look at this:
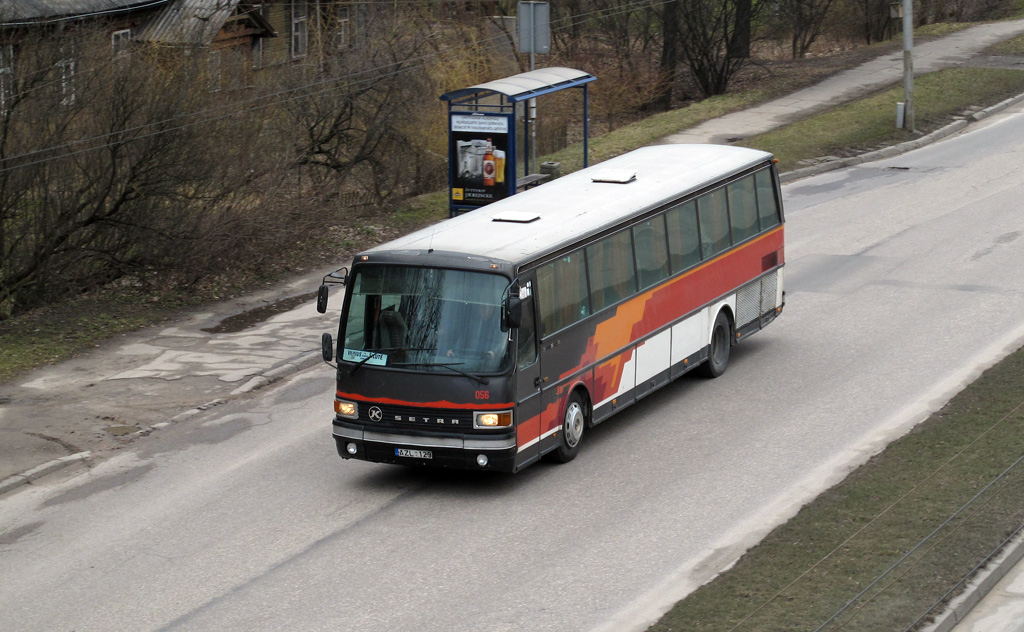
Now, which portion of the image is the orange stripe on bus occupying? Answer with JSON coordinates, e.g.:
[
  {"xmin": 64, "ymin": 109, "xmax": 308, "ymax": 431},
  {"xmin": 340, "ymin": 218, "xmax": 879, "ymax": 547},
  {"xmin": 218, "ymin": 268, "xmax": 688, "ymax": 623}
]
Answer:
[
  {"xmin": 335, "ymin": 392, "xmax": 514, "ymax": 410},
  {"xmin": 560, "ymin": 227, "xmax": 784, "ymax": 382}
]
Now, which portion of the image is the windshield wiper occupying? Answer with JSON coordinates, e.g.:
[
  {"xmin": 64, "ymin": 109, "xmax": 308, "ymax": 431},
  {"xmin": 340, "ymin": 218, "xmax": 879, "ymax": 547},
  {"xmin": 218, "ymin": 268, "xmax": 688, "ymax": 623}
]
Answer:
[
  {"xmin": 348, "ymin": 347, "xmax": 434, "ymax": 375},
  {"xmin": 391, "ymin": 361, "xmax": 490, "ymax": 386}
]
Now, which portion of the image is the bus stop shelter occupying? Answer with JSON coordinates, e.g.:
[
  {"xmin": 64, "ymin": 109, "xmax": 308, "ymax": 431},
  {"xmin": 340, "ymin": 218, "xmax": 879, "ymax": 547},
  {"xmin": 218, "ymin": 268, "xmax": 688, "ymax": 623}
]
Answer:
[{"xmin": 439, "ymin": 67, "xmax": 596, "ymax": 216}]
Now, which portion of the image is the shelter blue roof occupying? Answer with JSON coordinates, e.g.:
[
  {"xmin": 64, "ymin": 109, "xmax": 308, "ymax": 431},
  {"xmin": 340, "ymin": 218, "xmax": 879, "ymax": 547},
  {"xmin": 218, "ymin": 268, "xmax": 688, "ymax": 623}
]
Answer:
[{"xmin": 439, "ymin": 67, "xmax": 595, "ymax": 104}]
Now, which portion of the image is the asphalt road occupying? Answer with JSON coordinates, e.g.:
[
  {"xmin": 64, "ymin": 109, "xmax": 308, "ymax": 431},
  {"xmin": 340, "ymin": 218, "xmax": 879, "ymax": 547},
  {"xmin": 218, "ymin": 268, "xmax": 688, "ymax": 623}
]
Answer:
[{"xmin": 3, "ymin": 107, "xmax": 1024, "ymax": 632}]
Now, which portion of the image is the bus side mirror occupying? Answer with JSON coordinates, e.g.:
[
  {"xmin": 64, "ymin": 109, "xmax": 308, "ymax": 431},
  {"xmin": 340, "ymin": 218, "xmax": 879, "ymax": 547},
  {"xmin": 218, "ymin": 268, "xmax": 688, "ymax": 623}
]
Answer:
[
  {"xmin": 321, "ymin": 332, "xmax": 334, "ymax": 363},
  {"xmin": 506, "ymin": 296, "xmax": 523, "ymax": 329},
  {"xmin": 317, "ymin": 267, "xmax": 349, "ymax": 313},
  {"xmin": 317, "ymin": 285, "xmax": 330, "ymax": 313}
]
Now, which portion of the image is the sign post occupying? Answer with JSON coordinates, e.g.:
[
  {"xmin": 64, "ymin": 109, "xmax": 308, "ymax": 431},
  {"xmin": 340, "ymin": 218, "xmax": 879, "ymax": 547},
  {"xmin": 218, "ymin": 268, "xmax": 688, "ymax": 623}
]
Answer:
[{"xmin": 517, "ymin": 2, "xmax": 550, "ymax": 175}]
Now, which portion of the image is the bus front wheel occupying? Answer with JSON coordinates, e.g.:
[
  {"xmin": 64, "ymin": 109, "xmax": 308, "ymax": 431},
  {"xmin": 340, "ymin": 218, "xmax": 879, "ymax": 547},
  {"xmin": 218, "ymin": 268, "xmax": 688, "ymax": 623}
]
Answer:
[
  {"xmin": 700, "ymin": 310, "xmax": 732, "ymax": 378},
  {"xmin": 548, "ymin": 392, "xmax": 587, "ymax": 463}
]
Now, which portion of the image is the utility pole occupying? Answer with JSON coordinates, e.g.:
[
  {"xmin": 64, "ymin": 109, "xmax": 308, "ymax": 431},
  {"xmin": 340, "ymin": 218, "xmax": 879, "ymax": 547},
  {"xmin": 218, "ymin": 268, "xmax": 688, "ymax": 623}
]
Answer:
[{"xmin": 902, "ymin": 0, "xmax": 914, "ymax": 131}]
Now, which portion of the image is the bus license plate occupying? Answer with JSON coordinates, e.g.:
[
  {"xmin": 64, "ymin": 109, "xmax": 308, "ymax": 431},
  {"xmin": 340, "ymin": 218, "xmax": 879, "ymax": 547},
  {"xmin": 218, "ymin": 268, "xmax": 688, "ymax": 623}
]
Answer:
[{"xmin": 396, "ymin": 448, "xmax": 432, "ymax": 459}]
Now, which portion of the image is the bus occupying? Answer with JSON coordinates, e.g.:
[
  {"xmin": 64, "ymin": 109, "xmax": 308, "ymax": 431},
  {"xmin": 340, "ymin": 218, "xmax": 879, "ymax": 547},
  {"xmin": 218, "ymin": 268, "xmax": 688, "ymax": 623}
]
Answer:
[{"xmin": 318, "ymin": 144, "xmax": 785, "ymax": 473}]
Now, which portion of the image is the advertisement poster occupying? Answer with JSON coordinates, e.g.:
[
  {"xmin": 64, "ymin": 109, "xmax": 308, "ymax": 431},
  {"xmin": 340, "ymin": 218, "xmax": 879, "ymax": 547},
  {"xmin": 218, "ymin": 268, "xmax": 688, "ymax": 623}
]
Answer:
[{"xmin": 449, "ymin": 113, "xmax": 512, "ymax": 208}]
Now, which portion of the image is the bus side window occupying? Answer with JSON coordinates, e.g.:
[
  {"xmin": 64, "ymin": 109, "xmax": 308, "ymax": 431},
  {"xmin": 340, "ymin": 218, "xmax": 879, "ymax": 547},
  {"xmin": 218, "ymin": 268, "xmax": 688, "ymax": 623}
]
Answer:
[
  {"xmin": 665, "ymin": 200, "xmax": 701, "ymax": 272},
  {"xmin": 755, "ymin": 169, "xmax": 781, "ymax": 229},
  {"xmin": 727, "ymin": 176, "xmax": 758, "ymax": 243},
  {"xmin": 586, "ymin": 230, "xmax": 637, "ymax": 312},
  {"xmin": 516, "ymin": 293, "xmax": 537, "ymax": 369},
  {"xmin": 632, "ymin": 216, "xmax": 670, "ymax": 290},
  {"xmin": 344, "ymin": 292, "xmax": 368, "ymax": 349},
  {"xmin": 697, "ymin": 189, "xmax": 731, "ymax": 259},
  {"xmin": 537, "ymin": 251, "xmax": 590, "ymax": 337}
]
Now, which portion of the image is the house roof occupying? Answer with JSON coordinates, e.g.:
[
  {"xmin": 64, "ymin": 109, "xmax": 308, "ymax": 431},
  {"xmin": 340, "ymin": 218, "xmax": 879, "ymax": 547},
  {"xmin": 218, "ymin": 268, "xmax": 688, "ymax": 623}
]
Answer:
[
  {"xmin": 0, "ymin": 0, "xmax": 167, "ymax": 25},
  {"xmin": 134, "ymin": 0, "xmax": 274, "ymax": 46}
]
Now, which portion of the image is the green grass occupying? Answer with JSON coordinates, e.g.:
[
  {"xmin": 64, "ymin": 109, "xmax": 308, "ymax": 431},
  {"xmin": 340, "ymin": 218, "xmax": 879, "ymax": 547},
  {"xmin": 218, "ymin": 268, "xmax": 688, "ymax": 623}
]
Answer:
[
  {"xmin": 393, "ymin": 190, "xmax": 450, "ymax": 227},
  {"xmin": 740, "ymin": 67, "xmax": 1024, "ymax": 171},
  {"xmin": 650, "ymin": 346, "xmax": 1024, "ymax": 632},
  {"xmin": 0, "ymin": 293, "xmax": 166, "ymax": 383},
  {"xmin": 541, "ymin": 91, "xmax": 770, "ymax": 174},
  {"xmin": 989, "ymin": 32, "xmax": 1024, "ymax": 55}
]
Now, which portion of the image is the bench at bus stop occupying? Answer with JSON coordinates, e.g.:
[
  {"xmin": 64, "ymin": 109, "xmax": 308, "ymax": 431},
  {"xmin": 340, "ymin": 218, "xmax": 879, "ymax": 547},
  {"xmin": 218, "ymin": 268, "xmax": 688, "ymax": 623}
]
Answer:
[{"xmin": 516, "ymin": 173, "xmax": 551, "ymax": 192}]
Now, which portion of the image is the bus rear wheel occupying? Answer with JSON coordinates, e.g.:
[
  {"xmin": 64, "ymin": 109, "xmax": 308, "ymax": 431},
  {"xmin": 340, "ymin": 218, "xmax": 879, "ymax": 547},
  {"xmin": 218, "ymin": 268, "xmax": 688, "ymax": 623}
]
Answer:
[
  {"xmin": 700, "ymin": 310, "xmax": 732, "ymax": 378},
  {"xmin": 548, "ymin": 392, "xmax": 587, "ymax": 463}
]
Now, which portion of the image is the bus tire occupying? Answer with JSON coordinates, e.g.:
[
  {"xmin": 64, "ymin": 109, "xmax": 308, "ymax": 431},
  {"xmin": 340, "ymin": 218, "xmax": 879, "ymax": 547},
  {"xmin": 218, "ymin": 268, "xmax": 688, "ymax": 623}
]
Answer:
[
  {"xmin": 548, "ymin": 391, "xmax": 587, "ymax": 463},
  {"xmin": 700, "ymin": 310, "xmax": 732, "ymax": 378}
]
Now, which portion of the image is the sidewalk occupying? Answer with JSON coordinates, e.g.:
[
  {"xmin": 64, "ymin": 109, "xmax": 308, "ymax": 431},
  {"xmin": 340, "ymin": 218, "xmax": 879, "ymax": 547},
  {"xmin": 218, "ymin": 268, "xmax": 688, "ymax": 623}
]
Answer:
[
  {"xmin": 0, "ymin": 268, "xmax": 332, "ymax": 490},
  {"xmin": 662, "ymin": 19, "xmax": 1024, "ymax": 145},
  {"xmin": 3, "ymin": 17, "xmax": 1024, "ymax": 630}
]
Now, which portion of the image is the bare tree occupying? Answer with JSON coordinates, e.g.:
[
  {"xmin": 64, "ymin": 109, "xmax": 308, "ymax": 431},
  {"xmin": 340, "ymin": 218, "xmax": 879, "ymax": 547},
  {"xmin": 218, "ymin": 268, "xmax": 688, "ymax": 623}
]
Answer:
[
  {"xmin": 676, "ymin": 0, "xmax": 762, "ymax": 97},
  {"xmin": 0, "ymin": 28, "xmax": 255, "ymax": 317},
  {"xmin": 842, "ymin": 0, "xmax": 894, "ymax": 44},
  {"xmin": 778, "ymin": 0, "xmax": 839, "ymax": 58},
  {"xmin": 654, "ymin": 0, "xmax": 680, "ymax": 110},
  {"xmin": 282, "ymin": 9, "xmax": 446, "ymax": 200}
]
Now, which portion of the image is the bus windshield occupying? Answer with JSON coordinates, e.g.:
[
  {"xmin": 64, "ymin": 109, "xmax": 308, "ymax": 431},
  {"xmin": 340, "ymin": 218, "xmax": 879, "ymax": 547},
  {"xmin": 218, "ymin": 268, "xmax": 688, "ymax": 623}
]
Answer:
[{"xmin": 340, "ymin": 265, "xmax": 511, "ymax": 374}]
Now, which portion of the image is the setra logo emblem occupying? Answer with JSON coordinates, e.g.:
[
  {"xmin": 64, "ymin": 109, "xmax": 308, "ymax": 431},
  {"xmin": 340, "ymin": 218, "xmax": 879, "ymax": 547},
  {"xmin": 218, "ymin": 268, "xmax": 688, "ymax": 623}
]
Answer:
[{"xmin": 368, "ymin": 406, "xmax": 383, "ymax": 422}]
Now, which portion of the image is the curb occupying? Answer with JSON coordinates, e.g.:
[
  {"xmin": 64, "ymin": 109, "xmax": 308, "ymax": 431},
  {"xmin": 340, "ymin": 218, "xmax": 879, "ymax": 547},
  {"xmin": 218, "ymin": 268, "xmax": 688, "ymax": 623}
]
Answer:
[
  {"xmin": 231, "ymin": 350, "xmax": 322, "ymax": 395},
  {"xmin": 0, "ymin": 452, "xmax": 92, "ymax": 496},
  {"xmin": 779, "ymin": 90, "xmax": 1024, "ymax": 183},
  {"xmin": 0, "ymin": 349, "xmax": 324, "ymax": 497},
  {"xmin": 921, "ymin": 528, "xmax": 1024, "ymax": 632}
]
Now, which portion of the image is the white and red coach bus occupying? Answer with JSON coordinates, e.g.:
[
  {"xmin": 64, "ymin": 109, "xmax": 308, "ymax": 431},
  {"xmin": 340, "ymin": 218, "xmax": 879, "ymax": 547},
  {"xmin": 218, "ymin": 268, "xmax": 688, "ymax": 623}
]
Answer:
[{"xmin": 318, "ymin": 144, "xmax": 785, "ymax": 472}]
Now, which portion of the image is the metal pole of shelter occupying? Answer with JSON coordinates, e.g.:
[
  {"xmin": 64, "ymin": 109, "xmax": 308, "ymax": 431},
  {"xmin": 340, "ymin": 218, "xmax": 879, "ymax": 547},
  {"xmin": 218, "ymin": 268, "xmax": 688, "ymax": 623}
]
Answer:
[
  {"xmin": 523, "ymin": 101, "xmax": 530, "ymax": 177},
  {"xmin": 902, "ymin": 0, "xmax": 914, "ymax": 131},
  {"xmin": 529, "ymin": 2, "xmax": 537, "ymax": 174},
  {"xmin": 583, "ymin": 84, "xmax": 589, "ymax": 168}
]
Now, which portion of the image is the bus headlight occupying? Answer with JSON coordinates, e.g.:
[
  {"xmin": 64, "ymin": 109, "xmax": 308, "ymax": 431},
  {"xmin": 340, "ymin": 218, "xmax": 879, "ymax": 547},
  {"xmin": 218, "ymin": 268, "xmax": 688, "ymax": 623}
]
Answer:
[
  {"xmin": 335, "ymin": 399, "xmax": 358, "ymax": 419},
  {"xmin": 475, "ymin": 410, "xmax": 513, "ymax": 429}
]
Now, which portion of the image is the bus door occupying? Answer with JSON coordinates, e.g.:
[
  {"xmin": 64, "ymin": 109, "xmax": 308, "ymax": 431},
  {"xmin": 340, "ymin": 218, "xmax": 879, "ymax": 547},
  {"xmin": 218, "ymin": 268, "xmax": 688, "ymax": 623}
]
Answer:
[{"xmin": 513, "ymin": 277, "xmax": 541, "ymax": 469}]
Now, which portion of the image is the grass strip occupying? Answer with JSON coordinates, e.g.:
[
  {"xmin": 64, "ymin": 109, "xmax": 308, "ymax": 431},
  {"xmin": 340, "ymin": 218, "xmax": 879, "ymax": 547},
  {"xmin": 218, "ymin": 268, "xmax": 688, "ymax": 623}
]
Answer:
[
  {"xmin": 988, "ymin": 32, "xmax": 1024, "ymax": 55},
  {"xmin": 648, "ymin": 344, "xmax": 1024, "ymax": 632},
  {"xmin": 542, "ymin": 91, "xmax": 770, "ymax": 174},
  {"xmin": 740, "ymin": 67, "xmax": 1024, "ymax": 171},
  {"xmin": 0, "ymin": 289, "xmax": 203, "ymax": 383}
]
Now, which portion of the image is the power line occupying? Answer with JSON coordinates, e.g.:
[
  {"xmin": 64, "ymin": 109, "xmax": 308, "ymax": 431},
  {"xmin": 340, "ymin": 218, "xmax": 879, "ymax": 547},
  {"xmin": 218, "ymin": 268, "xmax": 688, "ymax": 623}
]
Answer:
[
  {"xmin": 0, "ymin": 0, "xmax": 171, "ymax": 28},
  {"xmin": 0, "ymin": 0, "xmax": 668, "ymax": 173}
]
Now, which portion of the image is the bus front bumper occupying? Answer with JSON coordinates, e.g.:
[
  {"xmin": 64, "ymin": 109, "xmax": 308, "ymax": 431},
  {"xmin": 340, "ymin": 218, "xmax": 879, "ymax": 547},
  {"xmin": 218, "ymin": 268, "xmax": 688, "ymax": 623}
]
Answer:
[{"xmin": 332, "ymin": 422, "xmax": 518, "ymax": 472}]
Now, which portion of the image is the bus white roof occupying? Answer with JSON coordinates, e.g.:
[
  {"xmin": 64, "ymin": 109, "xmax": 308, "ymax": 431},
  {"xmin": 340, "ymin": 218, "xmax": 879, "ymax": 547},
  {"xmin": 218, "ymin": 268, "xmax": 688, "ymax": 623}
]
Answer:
[{"xmin": 367, "ymin": 144, "xmax": 774, "ymax": 266}]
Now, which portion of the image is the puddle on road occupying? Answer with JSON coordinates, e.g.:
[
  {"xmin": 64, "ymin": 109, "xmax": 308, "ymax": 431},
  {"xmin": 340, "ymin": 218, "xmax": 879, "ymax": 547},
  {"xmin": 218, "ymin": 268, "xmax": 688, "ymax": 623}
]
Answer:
[
  {"xmin": 0, "ymin": 521, "xmax": 44, "ymax": 547},
  {"xmin": 201, "ymin": 292, "xmax": 316, "ymax": 335},
  {"xmin": 105, "ymin": 425, "xmax": 141, "ymax": 436}
]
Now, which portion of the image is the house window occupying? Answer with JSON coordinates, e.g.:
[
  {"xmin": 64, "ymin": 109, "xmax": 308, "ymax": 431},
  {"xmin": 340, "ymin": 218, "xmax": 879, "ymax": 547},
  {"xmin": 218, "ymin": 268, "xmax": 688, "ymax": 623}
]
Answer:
[
  {"xmin": 291, "ymin": 1, "xmax": 308, "ymax": 59},
  {"xmin": 334, "ymin": 6, "xmax": 350, "ymax": 50},
  {"xmin": 207, "ymin": 49, "xmax": 222, "ymax": 92},
  {"xmin": 0, "ymin": 45, "xmax": 13, "ymax": 113},
  {"xmin": 111, "ymin": 29, "xmax": 132, "ymax": 57},
  {"xmin": 57, "ymin": 55, "xmax": 76, "ymax": 106},
  {"xmin": 251, "ymin": 4, "xmax": 264, "ymax": 69}
]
